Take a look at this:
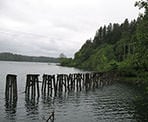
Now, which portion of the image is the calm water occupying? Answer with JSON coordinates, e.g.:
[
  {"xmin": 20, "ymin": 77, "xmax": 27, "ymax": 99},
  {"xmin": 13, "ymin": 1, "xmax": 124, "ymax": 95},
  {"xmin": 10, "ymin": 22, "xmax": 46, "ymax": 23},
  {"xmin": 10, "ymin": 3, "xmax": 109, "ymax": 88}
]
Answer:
[{"xmin": 0, "ymin": 61, "xmax": 141, "ymax": 122}]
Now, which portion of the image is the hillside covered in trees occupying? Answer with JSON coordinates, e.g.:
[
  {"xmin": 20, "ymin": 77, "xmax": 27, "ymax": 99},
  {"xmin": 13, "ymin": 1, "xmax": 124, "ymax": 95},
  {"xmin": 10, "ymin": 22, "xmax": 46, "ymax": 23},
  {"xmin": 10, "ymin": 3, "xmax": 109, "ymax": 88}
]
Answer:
[
  {"xmin": 61, "ymin": 2, "xmax": 148, "ymax": 117},
  {"xmin": 61, "ymin": 1, "xmax": 148, "ymax": 77},
  {"xmin": 0, "ymin": 52, "xmax": 59, "ymax": 63}
]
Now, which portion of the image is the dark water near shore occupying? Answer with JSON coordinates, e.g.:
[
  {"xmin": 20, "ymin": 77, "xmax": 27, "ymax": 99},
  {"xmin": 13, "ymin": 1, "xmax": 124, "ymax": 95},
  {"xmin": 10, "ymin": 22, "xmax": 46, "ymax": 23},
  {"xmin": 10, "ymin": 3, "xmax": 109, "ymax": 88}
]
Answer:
[{"xmin": 0, "ymin": 61, "xmax": 143, "ymax": 122}]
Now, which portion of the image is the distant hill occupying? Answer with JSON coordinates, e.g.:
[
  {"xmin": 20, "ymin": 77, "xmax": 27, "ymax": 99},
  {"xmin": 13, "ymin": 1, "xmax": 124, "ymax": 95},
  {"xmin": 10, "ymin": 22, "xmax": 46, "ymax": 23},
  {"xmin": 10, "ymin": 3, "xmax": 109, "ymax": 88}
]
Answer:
[{"xmin": 0, "ymin": 52, "xmax": 59, "ymax": 63}]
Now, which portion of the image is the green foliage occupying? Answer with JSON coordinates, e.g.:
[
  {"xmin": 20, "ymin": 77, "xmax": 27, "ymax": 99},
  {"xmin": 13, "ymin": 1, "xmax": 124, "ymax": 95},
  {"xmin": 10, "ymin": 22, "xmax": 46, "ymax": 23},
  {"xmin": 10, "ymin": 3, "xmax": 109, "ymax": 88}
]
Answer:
[
  {"xmin": 61, "ymin": 0, "xmax": 148, "ymax": 76},
  {"xmin": 134, "ymin": 8, "xmax": 148, "ymax": 71},
  {"xmin": 60, "ymin": 58, "xmax": 73, "ymax": 67},
  {"xmin": 60, "ymin": 2, "xmax": 148, "ymax": 120},
  {"xmin": 74, "ymin": 39, "xmax": 94, "ymax": 66}
]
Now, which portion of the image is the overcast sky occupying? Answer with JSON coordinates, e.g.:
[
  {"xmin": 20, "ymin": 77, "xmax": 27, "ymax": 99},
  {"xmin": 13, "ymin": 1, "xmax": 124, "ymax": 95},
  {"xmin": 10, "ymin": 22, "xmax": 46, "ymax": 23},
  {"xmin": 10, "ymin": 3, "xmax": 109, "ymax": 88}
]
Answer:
[{"xmin": 0, "ymin": 0, "xmax": 141, "ymax": 57}]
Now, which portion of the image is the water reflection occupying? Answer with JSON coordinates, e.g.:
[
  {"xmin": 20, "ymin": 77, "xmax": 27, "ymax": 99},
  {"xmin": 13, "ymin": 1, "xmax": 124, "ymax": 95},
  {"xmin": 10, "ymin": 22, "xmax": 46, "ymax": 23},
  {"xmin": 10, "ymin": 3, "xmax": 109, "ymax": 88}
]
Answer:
[
  {"xmin": 89, "ymin": 84, "xmax": 139, "ymax": 122},
  {"xmin": 25, "ymin": 97, "xmax": 39, "ymax": 120},
  {"xmin": 4, "ymin": 98, "xmax": 17, "ymax": 121},
  {"xmin": 133, "ymin": 93, "xmax": 148, "ymax": 121},
  {"xmin": 41, "ymin": 95, "xmax": 55, "ymax": 108},
  {"xmin": 41, "ymin": 96, "xmax": 55, "ymax": 122}
]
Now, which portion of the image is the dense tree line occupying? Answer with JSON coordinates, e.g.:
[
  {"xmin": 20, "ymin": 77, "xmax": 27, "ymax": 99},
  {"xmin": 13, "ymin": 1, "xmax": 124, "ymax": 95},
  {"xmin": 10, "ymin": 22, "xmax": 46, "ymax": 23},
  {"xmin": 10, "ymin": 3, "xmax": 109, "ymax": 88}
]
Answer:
[
  {"xmin": 60, "ymin": 2, "xmax": 148, "ymax": 118},
  {"xmin": 60, "ymin": 0, "xmax": 148, "ymax": 74}
]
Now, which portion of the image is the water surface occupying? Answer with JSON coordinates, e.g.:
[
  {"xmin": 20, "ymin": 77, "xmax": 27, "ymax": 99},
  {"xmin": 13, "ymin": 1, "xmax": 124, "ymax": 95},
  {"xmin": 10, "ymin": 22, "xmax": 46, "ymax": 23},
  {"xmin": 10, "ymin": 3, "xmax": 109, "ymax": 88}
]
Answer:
[{"xmin": 0, "ymin": 61, "xmax": 141, "ymax": 122}]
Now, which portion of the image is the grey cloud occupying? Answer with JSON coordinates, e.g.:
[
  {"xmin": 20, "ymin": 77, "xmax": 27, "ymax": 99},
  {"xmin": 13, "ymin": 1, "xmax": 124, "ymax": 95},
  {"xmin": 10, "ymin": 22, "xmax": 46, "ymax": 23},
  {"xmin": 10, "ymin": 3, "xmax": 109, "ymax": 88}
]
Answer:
[{"xmin": 0, "ymin": 0, "xmax": 139, "ymax": 57}]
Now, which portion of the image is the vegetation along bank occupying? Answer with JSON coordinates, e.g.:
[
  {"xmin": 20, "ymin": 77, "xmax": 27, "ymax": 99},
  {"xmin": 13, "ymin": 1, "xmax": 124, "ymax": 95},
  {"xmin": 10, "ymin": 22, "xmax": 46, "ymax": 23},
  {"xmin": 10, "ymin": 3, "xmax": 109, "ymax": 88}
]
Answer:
[{"xmin": 60, "ymin": 1, "xmax": 148, "ymax": 119}]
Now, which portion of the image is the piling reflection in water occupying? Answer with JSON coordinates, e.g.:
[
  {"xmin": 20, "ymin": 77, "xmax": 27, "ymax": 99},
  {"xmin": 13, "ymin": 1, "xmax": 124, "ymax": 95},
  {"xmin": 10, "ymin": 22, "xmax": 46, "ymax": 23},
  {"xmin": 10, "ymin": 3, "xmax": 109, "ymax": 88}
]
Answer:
[
  {"xmin": 25, "ymin": 97, "xmax": 39, "ymax": 120},
  {"xmin": 5, "ymin": 96, "xmax": 17, "ymax": 121}
]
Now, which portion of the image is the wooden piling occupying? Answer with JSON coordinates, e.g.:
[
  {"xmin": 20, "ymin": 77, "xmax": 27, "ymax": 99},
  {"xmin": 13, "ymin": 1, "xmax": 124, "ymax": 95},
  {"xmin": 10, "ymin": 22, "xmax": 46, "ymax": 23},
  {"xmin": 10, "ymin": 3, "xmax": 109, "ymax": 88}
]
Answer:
[
  {"xmin": 46, "ymin": 111, "xmax": 55, "ymax": 122},
  {"xmin": 4, "ymin": 71, "xmax": 116, "ymax": 102},
  {"xmin": 67, "ymin": 74, "xmax": 70, "ymax": 91},
  {"xmin": 42, "ymin": 74, "xmax": 47, "ymax": 94},
  {"xmin": 41, "ymin": 74, "xmax": 55, "ymax": 96},
  {"xmin": 25, "ymin": 74, "xmax": 40, "ymax": 99},
  {"xmin": 57, "ymin": 74, "xmax": 62, "ymax": 92},
  {"xmin": 5, "ymin": 74, "xmax": 17, "ymax": 103},
  {"xmin": 63, "ymin": 74, "xmax": 67, "ymax": 92},
  {"xmin": 53, "ymin": 75, "xmax": 57, "ymax": 96}
]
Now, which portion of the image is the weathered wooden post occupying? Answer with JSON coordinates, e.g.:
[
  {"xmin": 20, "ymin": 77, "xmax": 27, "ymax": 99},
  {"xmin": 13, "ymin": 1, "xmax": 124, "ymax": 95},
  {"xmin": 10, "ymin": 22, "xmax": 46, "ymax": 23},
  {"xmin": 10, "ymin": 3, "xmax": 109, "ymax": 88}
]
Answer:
[
  {"xmin": 63, "ymin": 74, "xmax": 67, "ymax": 92},
  {"xmin": 75, "ymin": 74, "xmax": 78, "ymax": 91},
  {"xmin": 48, "ymin": 75, "xmax": 54, "ymax": 96},
  {"xmin": 42, "ymin": 74, "xmax": 47, "ymax": 95},
  {"xmin": 82, "ymin": 73, "xmax": 85, "ymax": 89},
  {"xmin": 79, "ymin": 73, "xmax": 82, "ymax": 91},
  {"xmin": 89, "ymin": 73, "xmax": 92, "ymax": 88},
  {"xmin": 69, "ymin": 74, "xmax": 74, "ymax": 90},
  {"xmin": 53, "ymin": 75, "xmax": 57, "ymax": 96},
  {"xmin": 99, "ymin": 72, "xmax": 103, "ymax": 87},
  {"xmin": 92, "ymin": 73, "xmax": 96, "ymax": 89},
  {"xmin": 76, "ymin": 73, "xmax": 82, "ymax": 91},
  {"xmin": 42, "ymin": 74, "xmax": 53, "ymax": 96},
  {"xmin": 73, "ymin": 73, "xmax": 76, "ymax": 91},
  {"xmin": 57, "ymin": 74, "xmax": 63, "ymax": 92},
  {"xmin": 85, "ymin": 73, "xmax": 90, "ymax": 90},
  {"xmin": 25, "ymin": 74, "xmax": 40, "ymax": 99},
  {"xmin": 96, "ymin": 73, "xmax": 100, "ymax": 88},
  {"xmin": 68, "ymin": 74, "xmax": 73, "ymax": 91},
  {"xmin": 47, "ymin": 75, "xmax": 53, "ymax": 96},
  {"xmin": 46, "ymin": 111, "xmax": 55, "ymax": 122},
  {"xmin": 5, "ymin": 74, "xmax": 17, "ymax": 103},
  {"xmin": 67, "ymin": 74, "xmax": 70, "ymax": 91}
]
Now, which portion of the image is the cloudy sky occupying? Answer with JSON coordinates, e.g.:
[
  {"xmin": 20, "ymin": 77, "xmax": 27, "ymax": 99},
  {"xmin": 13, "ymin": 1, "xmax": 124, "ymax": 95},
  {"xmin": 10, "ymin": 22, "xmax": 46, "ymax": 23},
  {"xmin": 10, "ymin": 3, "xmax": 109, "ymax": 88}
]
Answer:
[{"xmin": 0, "ymin": 0, "xmax": 140, "ymax": 57}]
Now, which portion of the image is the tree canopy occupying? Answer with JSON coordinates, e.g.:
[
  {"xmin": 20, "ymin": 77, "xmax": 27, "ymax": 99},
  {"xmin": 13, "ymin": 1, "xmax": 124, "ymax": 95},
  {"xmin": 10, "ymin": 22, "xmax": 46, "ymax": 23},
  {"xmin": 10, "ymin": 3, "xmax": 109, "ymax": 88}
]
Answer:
[{"xmin": 60, "ymin": 0, "xmax": 148, "ymax": 73}]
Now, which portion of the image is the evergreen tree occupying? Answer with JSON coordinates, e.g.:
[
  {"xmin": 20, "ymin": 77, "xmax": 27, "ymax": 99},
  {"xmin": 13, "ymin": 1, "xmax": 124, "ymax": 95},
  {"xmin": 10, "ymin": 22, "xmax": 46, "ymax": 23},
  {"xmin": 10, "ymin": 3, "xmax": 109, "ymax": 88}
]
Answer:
[{"xmin": 135, "ymin": 0, "xmax": 148, "ymax": 70}]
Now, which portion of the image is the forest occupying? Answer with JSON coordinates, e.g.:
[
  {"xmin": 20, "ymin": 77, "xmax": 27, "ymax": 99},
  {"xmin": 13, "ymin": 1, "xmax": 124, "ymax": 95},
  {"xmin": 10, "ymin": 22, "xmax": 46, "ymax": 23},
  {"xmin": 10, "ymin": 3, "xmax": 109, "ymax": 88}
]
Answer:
[
  {"xmin": 60, "ymin": 0, "xmax": 148, "ymax": 81},
  {"xmin": 60, "ymin": 1, "xmax": 148, "ymax": 118}
]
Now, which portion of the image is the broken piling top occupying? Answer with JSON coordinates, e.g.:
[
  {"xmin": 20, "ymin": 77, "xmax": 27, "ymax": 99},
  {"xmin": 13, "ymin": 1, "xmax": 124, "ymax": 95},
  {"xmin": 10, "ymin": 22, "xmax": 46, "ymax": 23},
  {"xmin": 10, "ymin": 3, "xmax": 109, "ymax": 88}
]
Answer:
[
  {"xmin": 42, "ymin": 74, "xmax": 55, "ymax": 79},
  {"xmin": 43, "ymin": 74, "xmax": 48, "ymax": 78},
  {"xmin": 6, "ymin": 74, "xmax": 17, "ymax": 84},
  {"xmin": 5, "ymin": 74, "xmax": 18, "ymax": 102},
  {"xmin": 26, "ymin": 74, "xmax": 40, "ymax": 84},
  {"xmin": 7, "ymin": 74, "xmax": 17, "ymax": 77},
  {"xmin": 27, "ymin": 74, "xmax": 40, "ymax": 78}
]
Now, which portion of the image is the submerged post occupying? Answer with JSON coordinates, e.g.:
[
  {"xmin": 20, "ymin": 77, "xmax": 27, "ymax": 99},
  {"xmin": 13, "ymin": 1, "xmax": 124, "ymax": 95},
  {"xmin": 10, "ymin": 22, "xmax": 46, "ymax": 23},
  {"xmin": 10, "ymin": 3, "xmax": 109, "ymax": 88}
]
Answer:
[
  {"xmin": 5, "ymin": 74, "xmax": 17, "ymax": 103},
  {"xmin": 46, "ymin": 111, "xmax": 55, "ymax": 122}
]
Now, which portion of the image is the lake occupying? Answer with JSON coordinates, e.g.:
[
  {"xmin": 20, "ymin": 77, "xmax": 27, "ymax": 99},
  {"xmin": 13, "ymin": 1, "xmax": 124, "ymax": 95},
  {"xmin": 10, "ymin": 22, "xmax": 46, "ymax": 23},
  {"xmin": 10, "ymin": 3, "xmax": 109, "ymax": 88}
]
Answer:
[{"xmin": 0, "ymin": 61, "xmax": 142, "ymax": 122}]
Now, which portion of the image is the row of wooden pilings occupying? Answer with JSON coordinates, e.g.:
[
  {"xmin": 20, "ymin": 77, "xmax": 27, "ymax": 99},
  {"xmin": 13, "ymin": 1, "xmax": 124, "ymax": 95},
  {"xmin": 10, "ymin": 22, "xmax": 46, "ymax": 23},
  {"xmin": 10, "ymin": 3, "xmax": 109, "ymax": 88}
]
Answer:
[{"xmin": 5, "ymin": 72, "xmax": 117, "ymax": 103}]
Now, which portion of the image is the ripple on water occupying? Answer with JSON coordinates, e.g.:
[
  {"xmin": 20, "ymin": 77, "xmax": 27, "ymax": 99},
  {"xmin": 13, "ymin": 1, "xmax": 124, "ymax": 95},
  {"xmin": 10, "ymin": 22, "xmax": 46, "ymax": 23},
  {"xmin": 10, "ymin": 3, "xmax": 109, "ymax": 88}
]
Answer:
[{"xmin": 0, "ymin": 62, "xmax": 140, "ymax": 122}]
